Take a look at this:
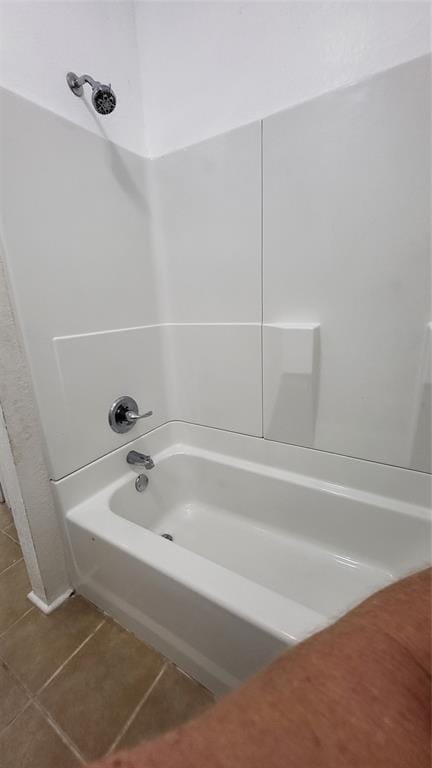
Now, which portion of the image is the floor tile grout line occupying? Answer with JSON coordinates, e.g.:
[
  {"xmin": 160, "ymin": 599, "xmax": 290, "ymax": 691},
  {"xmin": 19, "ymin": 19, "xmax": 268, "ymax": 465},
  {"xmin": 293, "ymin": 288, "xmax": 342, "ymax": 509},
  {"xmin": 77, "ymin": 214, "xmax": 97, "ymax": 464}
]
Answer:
[
  {"xmin": 0, "ymin": 555, "xmax": 24, "ymax": 578},
  {"xmin": 35, "ymin": 618, "xmax": 106, "ymax": 697},
  {"xmin": 0, "ymin": 651, "xmax": 86, "ymax": 764},
  {"xmin": 0, "ymin": 676, "xmax": 33, "ymax": 739},
  {"xmin": 0, "ymin": 521, "xmax": 13, "ymax": 534},
  {"xmin": 0, "ymin": 605, "xmax": 34, "ymax": 639},
  {"xmin": 0, "ymin": 614, "xmax": 106, "ymax": 760},
  {"xmin": 107, "ymin": 663, "xmax": 168, "ymax": 756},
  {"xmin": 0, "ymin": 526, "xmax": 14, "ymax": 539},
  {"xmin": 32, "ymin": 697, "xmax": 87, "ymax": 765},
  {"xmin": 2, "ymin": 527, "xmax": 20, "ymax": 546},
  {"xmin": 0, "ymin": 699, "xmax": 33, "ymax": 738}
]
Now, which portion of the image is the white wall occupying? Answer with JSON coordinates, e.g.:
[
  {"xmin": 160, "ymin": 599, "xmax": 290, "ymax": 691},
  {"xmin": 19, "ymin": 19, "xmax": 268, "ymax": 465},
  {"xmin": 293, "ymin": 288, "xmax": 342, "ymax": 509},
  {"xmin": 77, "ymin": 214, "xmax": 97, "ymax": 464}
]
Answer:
[
  {"xmin": 150, "ymin": 120, "xmax": 261, "ymax": 323},
  {"xmin": 0, "ymin": 1, "xmax": 430, "ymax": 157},
  {"xmin": 136, "ymin": 0, "xmax": 431, "ymax": 155},
  {"xmin": 263, "ymin": 55, "xmax": 431, "ymax": 469},
  {"xmin": 0, "ymin": 0, "xmax": 147, "ymax": 156},
  {"xmin": 0, "ymin": 86, "xmax": 164, "ymax": 479},
  {"xmin": 0, "ymin": 87, "xmax": 264, "ymax": 479},
  {"xmin": 0, "ymin": 238, "xmax": 70, "ymax": 604}
]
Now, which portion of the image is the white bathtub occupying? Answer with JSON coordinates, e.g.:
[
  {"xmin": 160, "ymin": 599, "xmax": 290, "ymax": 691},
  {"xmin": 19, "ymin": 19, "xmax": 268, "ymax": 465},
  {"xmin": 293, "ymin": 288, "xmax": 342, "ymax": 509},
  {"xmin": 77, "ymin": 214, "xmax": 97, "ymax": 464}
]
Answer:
[{"xmin": 53, "ymin": 422, "xmax": 432, "ymax": 694}]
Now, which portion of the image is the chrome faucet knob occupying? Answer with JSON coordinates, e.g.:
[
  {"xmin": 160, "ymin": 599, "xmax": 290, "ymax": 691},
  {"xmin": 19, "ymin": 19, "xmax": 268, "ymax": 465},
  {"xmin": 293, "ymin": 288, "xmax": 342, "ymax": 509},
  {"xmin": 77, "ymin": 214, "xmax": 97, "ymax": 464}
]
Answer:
[{"xmin": 108, "ymin": 396, "xmax": 153, "ymax": 434}]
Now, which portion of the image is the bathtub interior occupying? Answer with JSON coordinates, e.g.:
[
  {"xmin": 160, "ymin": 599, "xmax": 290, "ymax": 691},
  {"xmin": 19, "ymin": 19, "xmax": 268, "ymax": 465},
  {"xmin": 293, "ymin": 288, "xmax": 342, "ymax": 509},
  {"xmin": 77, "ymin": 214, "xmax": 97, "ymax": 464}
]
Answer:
[{"xmin": 109, "ymin": 448, "xmax": 430, "ymax": 619}]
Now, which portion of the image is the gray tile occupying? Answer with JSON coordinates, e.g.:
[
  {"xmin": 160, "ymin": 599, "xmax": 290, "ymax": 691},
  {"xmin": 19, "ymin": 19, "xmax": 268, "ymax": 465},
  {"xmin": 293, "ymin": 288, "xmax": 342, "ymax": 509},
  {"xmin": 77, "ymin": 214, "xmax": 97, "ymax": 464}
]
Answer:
[
  {"xmin": 118, "ymin": 664, "xmax": 214, "ymax": 749},
  {"xmin": 0, "ymin": 703, "xmax": 80, "ymax": 768},
  {"xmin": 0, "ymin": 531, "xmax": 21, "ymax": 573},
  {"xmin": 39, "ymin": 619, "xmax": 165, "ymax": 761},
  {"xmin": 0, "ymin": 504, "xmax": 12, "ymax": 530},
  {"xmin": 3, "ymin": 522, "xmax": 19, "ymax": 545},
  {"xmin": 0, "ymin": 561, "xmax": 31, "ymax": 635},
  {"xmin": 0, "ymin": 661, "xmax": 29, "ymax": 733},
  {"xmin": 0, "ymin": 595, "xmax": 103, "ymax": 693}
]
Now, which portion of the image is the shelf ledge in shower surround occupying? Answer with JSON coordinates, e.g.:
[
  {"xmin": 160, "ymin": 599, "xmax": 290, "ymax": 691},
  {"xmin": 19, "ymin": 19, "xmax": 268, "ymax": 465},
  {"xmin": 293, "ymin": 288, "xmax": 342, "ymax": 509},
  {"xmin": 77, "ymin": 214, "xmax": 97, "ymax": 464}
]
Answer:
[
  {"xmin": 263, "ymin": 323, "xmax": 320, "ymax": 374},
  {"xmin": 263, "ymin": 323, "xmax": 320, "ymax": 445}
]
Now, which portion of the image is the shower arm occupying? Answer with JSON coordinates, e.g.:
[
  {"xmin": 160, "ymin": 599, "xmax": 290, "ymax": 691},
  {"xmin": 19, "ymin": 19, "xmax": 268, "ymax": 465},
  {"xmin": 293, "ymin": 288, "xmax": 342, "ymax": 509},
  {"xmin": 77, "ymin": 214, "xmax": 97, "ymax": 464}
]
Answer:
[{"xmin": 67, "ymin": 73, "xmax": 99, "ymax": 97}]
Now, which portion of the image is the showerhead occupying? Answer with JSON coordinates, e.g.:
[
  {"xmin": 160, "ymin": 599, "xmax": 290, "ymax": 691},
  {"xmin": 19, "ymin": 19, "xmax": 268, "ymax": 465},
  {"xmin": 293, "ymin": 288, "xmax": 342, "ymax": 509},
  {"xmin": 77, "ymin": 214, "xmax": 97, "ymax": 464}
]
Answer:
[
  {"xmin": 66, "ymin": 72, "xmax": 117, "ymax": 115},
  {"xmin": 91, "ymin": 83, "xmax": 116, "ymax": 115}
]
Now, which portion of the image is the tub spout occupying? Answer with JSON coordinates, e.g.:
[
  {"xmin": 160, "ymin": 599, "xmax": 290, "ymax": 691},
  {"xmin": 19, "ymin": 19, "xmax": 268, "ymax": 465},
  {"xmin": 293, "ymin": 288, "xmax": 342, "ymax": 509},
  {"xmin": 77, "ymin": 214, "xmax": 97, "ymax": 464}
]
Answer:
[{"xmin": 126, "ymin": 450, "xmax": 155, "ymax": 470}]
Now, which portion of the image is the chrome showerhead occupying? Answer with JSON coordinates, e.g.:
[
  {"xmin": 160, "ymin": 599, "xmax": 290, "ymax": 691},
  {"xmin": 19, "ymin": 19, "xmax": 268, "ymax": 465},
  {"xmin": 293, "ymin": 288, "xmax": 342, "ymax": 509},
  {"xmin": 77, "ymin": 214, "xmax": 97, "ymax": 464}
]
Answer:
[
  {"xmin": 91, "ymin": 83, "xmax": 116, "ymax": 115},
  {"xmin": 66, "ymin": 72, "xmax": 117, "ymax": 115}
]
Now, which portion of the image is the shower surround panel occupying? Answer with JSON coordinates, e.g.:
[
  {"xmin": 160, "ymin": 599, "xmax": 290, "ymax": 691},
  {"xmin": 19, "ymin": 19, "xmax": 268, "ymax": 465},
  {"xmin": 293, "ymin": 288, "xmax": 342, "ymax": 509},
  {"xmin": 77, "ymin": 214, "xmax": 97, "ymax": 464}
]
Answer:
[{"xmin": 1, "ymin": 55, "xmax": 430, "ymax": 480}]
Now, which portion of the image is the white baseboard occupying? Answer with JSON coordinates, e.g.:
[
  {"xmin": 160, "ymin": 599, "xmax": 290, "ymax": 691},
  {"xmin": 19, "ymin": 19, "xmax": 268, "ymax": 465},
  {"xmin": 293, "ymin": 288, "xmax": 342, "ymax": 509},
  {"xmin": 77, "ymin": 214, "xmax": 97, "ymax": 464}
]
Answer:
[{"xmin": 27, "ymin": 588, "xmax": 74, "ymax": 615}]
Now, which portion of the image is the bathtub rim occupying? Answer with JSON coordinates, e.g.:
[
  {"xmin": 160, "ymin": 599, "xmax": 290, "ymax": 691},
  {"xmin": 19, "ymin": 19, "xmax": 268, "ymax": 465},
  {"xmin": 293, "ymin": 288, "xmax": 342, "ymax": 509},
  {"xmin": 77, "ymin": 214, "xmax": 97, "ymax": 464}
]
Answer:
[{"xmin": 52, "ymin": 420, "xmax": 432, "ymax": 511}]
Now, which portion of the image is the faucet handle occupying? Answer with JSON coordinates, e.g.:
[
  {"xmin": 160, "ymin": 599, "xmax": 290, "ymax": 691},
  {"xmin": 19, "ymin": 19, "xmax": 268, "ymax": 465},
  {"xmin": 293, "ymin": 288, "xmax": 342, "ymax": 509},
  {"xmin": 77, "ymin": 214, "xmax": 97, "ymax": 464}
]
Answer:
[
  {"xmin": 125, "ymin": 409, "xmax": 153, "ymax": 423},
  {"xmin": 108, "ymin": 396, "xmax": 153, "ymax": 434}
]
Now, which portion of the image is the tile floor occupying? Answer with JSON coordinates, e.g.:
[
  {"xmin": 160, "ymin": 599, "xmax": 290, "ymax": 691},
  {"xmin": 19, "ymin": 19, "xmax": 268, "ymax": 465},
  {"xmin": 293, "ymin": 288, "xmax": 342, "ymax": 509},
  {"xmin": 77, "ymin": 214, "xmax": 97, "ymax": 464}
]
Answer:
[{"xmin": 0, "ymin": 504, "xmax": 214, "ymax": 767}]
